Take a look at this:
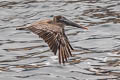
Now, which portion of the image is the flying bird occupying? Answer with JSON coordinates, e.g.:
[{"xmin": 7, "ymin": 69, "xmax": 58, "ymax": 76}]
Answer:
[{"xmin": 16, "ymin": 16, "xmax": 88, "ymax": 64}]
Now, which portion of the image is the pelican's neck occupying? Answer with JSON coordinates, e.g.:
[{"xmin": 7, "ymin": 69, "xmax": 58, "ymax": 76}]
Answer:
[{"xmin": 53, "ymin": 17, "xmax": 57, "ymax": 24}]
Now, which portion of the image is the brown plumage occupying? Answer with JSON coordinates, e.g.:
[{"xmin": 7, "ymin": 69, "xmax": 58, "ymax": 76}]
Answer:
[{"xmin": 16, "ymin": 16, "xmax": 88, "ymax": 64}]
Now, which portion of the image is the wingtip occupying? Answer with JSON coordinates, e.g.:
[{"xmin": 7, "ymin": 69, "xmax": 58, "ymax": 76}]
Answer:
[{"xmin": 16, "ymin": 27, "xmax": 27, "ymax": 30}]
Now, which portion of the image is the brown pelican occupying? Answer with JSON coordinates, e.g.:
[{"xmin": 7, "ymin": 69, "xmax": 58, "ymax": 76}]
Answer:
[{"xmin": 16, "ymin": 16, "xmax": 88, "ymax": 64}]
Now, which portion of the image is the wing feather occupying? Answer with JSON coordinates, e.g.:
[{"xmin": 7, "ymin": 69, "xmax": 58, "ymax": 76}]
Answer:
[{"xmin": 28, "ymin": 23, "xmax": 73, "ymax": 63}]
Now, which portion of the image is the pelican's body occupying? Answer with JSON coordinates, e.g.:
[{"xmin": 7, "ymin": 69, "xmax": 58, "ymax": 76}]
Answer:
[
  {"xmin": 16, "ymin": 16, "xmax": 87, "ymax": 64},
  {"xmin": 28, "ymin": 19, "xmax": 63, "ymax": 33}
]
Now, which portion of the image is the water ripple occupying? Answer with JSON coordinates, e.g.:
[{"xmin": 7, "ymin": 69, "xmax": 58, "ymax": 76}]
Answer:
[{"xmin": 0, "ymin": 0, "xmax": 120, "ymax": 80}]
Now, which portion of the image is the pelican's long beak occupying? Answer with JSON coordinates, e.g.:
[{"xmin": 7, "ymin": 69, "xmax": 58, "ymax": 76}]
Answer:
[{"xmin": 60, "ymin": 17, "xmax": 88, "ymax": 30}]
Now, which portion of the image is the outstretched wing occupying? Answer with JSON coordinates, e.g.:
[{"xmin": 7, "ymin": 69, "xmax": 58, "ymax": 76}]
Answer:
[{"xmin": 27, "ymin": 23, "xmax": 73, "ymax": 63}]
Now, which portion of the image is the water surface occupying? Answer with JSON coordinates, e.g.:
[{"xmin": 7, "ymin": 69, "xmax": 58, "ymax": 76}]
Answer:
[{"xmin": 0, "ymin": 0, "xmax": 120, "ymax": 80}]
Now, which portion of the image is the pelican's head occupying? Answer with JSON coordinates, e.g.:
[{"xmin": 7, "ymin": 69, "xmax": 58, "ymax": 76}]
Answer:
[{"xmin": 53, "ymin": 15, "xmax": 88, "ymax": 30}]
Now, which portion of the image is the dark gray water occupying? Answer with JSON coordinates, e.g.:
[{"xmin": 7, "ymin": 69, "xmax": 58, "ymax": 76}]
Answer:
[{"xmin": 0, "ymin": 0, "xmax": 120, "ymax": 80}]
